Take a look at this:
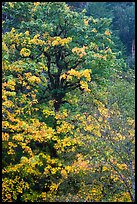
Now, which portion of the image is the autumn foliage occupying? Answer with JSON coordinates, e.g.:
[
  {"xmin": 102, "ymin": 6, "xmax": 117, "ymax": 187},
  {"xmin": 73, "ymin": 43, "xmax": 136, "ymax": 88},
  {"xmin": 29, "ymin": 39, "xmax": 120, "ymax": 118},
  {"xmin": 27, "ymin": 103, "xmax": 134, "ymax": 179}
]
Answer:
[{"xmin": 2, "ymin": 2, "xmax": 135, "ymax": 202}]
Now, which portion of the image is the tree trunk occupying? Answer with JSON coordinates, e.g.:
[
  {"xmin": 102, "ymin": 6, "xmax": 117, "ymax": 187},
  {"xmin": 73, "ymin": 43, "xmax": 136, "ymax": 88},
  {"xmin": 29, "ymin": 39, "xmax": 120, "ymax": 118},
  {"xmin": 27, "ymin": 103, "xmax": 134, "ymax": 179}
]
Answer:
[{"xmin": 132, "ymin": 39, "xmax": 135, "ymax": 58}]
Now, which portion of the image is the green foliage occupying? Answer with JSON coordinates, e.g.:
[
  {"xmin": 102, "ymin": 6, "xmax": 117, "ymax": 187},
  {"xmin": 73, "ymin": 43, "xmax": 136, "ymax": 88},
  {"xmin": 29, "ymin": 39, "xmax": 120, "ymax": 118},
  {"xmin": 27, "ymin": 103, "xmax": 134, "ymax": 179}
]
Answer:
[
  {"xmin": 83, "ymin": 2, "xmax": 135, "ymax": 59},
  {"xmin": 111, "ymin": 2, "xmax": 135, "ymax": 56},
  {"xmin": 2, "ymin": 2, "xmax": 135, "ymax": 202},
  {"xmin": 85, "ymin": 2, "xmax": 112, "ymax": 19},
  {"xmin": 2, "ymin": 2, "xmax": 33, "ymax": 33}
]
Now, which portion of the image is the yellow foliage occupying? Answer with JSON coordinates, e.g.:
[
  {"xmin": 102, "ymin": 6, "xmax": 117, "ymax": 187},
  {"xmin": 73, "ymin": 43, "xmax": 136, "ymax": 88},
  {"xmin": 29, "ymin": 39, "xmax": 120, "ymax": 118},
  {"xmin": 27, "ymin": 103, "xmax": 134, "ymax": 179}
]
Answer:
[
  {"xmin": 68, "ymin": 69, "xmax": 81, "ymax": 79},
  {"xmin": 2, "ymin": 176, "xmax": 29, "ymax": 202},
  {"xmin": 117, "ymin": 163, "xmax": 128, "ymax": 170},
  {"xmin": 98, "ymin": 116, "xmax": 103, "ymax": 122},
  {"xmin": 10, "ymin": 44, "xmax": 16, "ymax": 53},
  {"xmin": 2, "ymin": 5, "xmax": 135, "ymax": 202},
  {"xmin": 80, "ymin": 81, "xmax": 90, "ymax": 92},
  {"xmin": 72, "ymin": 46, "xmax": 87, "ymax": 58},
  {"xmin": 114, "ymin": 133, "xmax": 125, "ymax": 141},
  {"xmin": 84, "ymin": 19, "xmax": 89, "ymax": 26},
  {"xmin": 50, "ymin": 182, "xmax": 59, "ymax": 192},
  {"xmin": 61, "ymin": 169, "xmax": 68, "ymax": 178},
  {"xmin": 9, "ymin": 2, "xmax": 15, "ymax": 8},
  {"xmin": 85, "ymin": 125, "xmax": 94, "ymax": 132},
  {"xmin": 51, "ymin": 168, "xmax": 58, "ymax": 175},
  {"xmin": 113, "ymin": 192, "xmax": 131, "ymax": 202},
  {"xmin": 2, "ymin": 132, "xmax": 9, "ymax": 141},
  {"xmin": 25, "ymin": 31, "xmax": 29, "ymax": 36},
  {"xmin": 106, "ymin": 38, "xmax": 112, "ymax": 43},
  {"xmin": 104, "ymin": 30, "xmax": 111, "ymax": 36},
  {"xmin": 91, "ymin": 187, "xmax": 97, "ymax": 194},
  {"xmin": 2, "ymin": 42, "xmax": 9, "ymax": 52},
  {"xmin": 81, "ymin": 69, "xmax": 91, "ymax": 82},
  {"xmin": 92, "ymin": 129, "xmax": 101, "ymax": 137},
  {"xmin": 91, "ymin": 28, "xmax": 97, "ymax": 33},
  {"xmin": 90, "ymin": 42, "xmax": 98, "ymax": 50},
  {"xmin": 56, "ymin": 121, "xmax": 74, "ymax": 134},
  {"xmin": 72, "ymin": 154, "xmax": 89, "ymax": 172},
  {"xmin": 52, "ymin": 36, "xmax": 72, "ymax": 46},
  {"xmin": 11, "ymin": 27, "xmax": 16, "ymax": 33},
  {"xmin": 110, "ymin": 174, "xmax": 119, "ymax": 181},
  {"xmin": 102, "ymin": 166, "xmax": 109, "ymax": 171},
  {"xmin": 41, "ymin": 192, "xmax": 47, "ymax": 201},
  {"xmin": 120, "ymin": 192, "xmax": 131, "ymax": 201},
  {"xmin": 30, "ymin": 37, "xmax": 45, "ymax": 45},
  {"xmin": 34, "ymin": 2, "xmax": 40, "ymax": 7},
  {"xmin": 7, "ymin": 79, "xmax": 16, "ymax": 90},
  {"xmin": 127, "ymin": 118, "xmax": 135, "ymax": 126},
  {"xmin": 94, "ymin": 53, "xmax": 106, "ymax": 60},
  {"xmin": 128, "ymin": 129, "xmax": 134, "ymax": 137},
  {"xmin": 105, "ymin": 48, "xmax": 112, "ymax": 53},
  {"xmin": 43, "ymin": 109, "xmax": 55, "ymax": 117},
  {"xmin": 28, "ymin": 76, "xmax": 41, "ymax": 83},
  {"xmin": 65, "ymin": 165, "xmax": 73, "ymax": 173},
  {"xmin": 98, "ymin": 106, "xmax": 109, "ymax": 118},
  {"xmin": 20, "ymin": 48, "xmax": 31, "ymax": 57},
  {"xmin": 38, "ymin": 62, "xmax": 48, "ymax": 71}
]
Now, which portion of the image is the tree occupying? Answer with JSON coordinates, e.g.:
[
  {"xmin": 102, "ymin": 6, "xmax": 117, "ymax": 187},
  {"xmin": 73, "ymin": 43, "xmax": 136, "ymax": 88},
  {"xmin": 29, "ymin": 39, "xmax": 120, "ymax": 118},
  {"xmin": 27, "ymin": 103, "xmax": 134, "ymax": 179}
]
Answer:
[
  {"xmin": 111, "ymin": 2, "xmax": 135, "ymax": 56},
  {"xmin": 2, "ymin": 2, "xmax": 117, "ymax": 110},
  {"xmin": 84, "ymin": 2, "xmax": 135, "ymax": 58},
  {"xmin": 2, "ymin": 2, "xmax": 33, "ymax": 33},
  {"xmin": 85, "ymin": 2, "xmax": 112, "ymax": 19},
  {"xmin": 2, "ymin": 2, "xmax": 135, "ymax": 202},
  {"xmin": 76, "ymin": 71, "xmax": 135, "ymax": 202}
]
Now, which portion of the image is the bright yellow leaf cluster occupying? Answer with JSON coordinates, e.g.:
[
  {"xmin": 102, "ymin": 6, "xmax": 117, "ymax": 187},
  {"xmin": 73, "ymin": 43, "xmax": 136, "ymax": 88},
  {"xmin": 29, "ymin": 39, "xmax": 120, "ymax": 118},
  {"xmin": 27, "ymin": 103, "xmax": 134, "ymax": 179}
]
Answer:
[
  {"xmin": 98, "ymin": 106, "xmax": 109, "ymax": 119},
  {"xmin": 68, "ymin": 69, "xmax": 81, "ymax": 79},
  {"xmin": 2, "ymin": 42, "xmax": 9, "ymax": 52},
  {"xmin": 8, "ymin": 2, "xmax": 15, "ymax": 8},
  {"xmin": 25, "ymin": 31, "xmax": 29, "ymax": 36},
  {"xmin": 91, "ymin": 28, "xmax": 97, "ymax": 33},
  {"xmin": 61, "ymin": 169, "xmax": 68, "ymax": 178},
  {"xmin": 104, "ymin": 30, "xmax": 111, "ymax": 36},
  {"xmin": 84, "ymin": 19, "xmax": 89, "ymax": 26},
  {"xmin": 56, "ymin": 121, "xmax": 74, "ymax": 134},
  {"xmin": 81, "ymin": 69, "xmax": 91, "ymax": 82},
  {"xmin": 80, "ymin": 81, "xmax": 90, "ymax": 92},
  {"xmin": 72, "ymin": 46, "xmax": 87, "ymax": 58},
  {"xmin": 28, "ymin": 76, "xmax": 41, "ymax": 83},
  {"xmin": 55, "ymin": 109, "xmax": 68, "ymax": 120},
  {"xmin": 11, "ymin": 27, "xmax": 16, "ymax": 33},
  {"xmin": 102, "ymin": 166, "xmax": 109, "ymax": 171},
  {"xmin": 38, "ymin": 62, "xmax": 48, "ymax": 71},
  {"xmin": 43, "ymin": 109, "xmax": 55, "ymax": 118},
  {"xmin": 34, "ymin": 2, "xmax": 40, "ymax": 7},
  {"xmin": 60, "ymin": 69, "xmax": 91, "ymax": 90},
  {"xmin": 30, "ymin": 35, "xmax": 46, "ymax": 45},
  {"xmin": 41, "ymin": 192, "xmax": 47, "ymax": 201},
  {"xmin": 114, "ymin": 132, "xmax": 125, "ymax": 141},
  {"xmin": 2, "ymin": 132, "xmax": 9, "ymax": 141},
  {"xmin": 52, "ymin": 36, "xmax": 72, "ymax": 46},
  {"xmin": 50, "ymin": 182, "xmax": 59, "ymax": 192},
  {"xmin": 7, "ymin": 79, "xmax": 16, "ymax": 91},
  {"xmin": 117, "ymin": 163, "xmax": 128, "ymax": 170},
  {"xmin": 105, "ymin": 48, "xmax": 112, "ymax": 53},
  {"xmin": 20, "ymin": 48, "xmax": 31, "ymax": 57}
]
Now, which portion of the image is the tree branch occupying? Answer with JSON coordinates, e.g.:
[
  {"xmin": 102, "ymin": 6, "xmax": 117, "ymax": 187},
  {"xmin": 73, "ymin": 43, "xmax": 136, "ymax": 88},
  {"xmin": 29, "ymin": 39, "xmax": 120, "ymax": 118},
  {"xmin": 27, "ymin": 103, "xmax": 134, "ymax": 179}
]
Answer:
[
  {"xmin": 108, "ymin": 160, "xmax": 135, "ymax": 202},
  {"xmin": 43, "ymin": 51, "xmax": 54, "ymax": 88}
]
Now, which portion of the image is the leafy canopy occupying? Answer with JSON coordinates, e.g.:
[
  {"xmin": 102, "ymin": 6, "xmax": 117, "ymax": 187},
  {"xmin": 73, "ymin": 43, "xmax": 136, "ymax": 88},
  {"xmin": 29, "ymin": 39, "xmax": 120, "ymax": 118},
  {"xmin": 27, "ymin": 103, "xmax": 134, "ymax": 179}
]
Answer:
[{"xmin": 2, "ymin": 2, "xmax": 135, "ymax": 202}]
